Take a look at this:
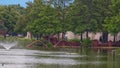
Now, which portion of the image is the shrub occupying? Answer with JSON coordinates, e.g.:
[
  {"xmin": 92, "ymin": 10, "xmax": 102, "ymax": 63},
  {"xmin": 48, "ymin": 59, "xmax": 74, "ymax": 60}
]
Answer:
[
  {"xmin": 68, "ymin": 38, "xmax": 80, "ymax": 42},
  {"xmin": 82, "ymin": 38, "xmax": 92, "ymax": 47},
  {"xmin": 0, "ymin": 36, "xmax": 17, "ymax": 42},
  {"xmin": 46, "ymin": 42, "xmax": 53, "ymax": 48}
]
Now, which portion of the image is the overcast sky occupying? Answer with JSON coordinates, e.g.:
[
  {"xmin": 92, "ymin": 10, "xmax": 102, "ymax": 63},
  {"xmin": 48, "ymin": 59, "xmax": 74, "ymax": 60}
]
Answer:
[{"xmin": 0, "ymin": 0, "xmax": 33, "ymax": 7}]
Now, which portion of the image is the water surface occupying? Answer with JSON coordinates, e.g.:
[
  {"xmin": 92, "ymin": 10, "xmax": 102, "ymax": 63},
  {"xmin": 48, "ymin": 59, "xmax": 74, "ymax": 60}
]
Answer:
[{"xmin": 0, "ymin": 48, "xmax": 119, "ymax": 68}]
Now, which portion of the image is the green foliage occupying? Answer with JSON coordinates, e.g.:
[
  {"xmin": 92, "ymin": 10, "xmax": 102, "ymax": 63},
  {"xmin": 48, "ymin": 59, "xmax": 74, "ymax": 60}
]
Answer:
[
  {"xmin": 68, "ymin": 38, "xmax": 80, "ymax": 42},
  {"xmin": 46, "ymin": 42, "xmax": 53, "ymax": 48},
  {"xmin": 81, "ymin": 38, "xmax": 92, "ymax": 47},
  {"xmin": 68, "ymin": 0, "xmax": 113, "ymax": 35},
  {"xmin": 104, "ymin": 14, "xmax": 120, "ymax": 35},
  {"xmin": 0, "ymin": 36, "xmax": 17, "ymax": 42},
  {"xmin": 0, "ymin": 5, "xmax": 25, "ymax": 33},
  {"xmin": 25, "ymin": 0, "xmax": 63, "ymax": 36},
  {"xmin": 104, "ymin": 0, "xmax": 120, "ymax": 35},
  {"xmin": 68, "ymin": 2, "xmax": 88, "ymax": 33},
  {"xmin": 14, "ymin": 14, "xmax": 27, "ymax": 33},
  {"xmin": 0, "ymin": 0, "xmax": 120, "ymax": 44},
  {"xmin": 0, "ymin": 36, "xmax": 5, "ymax": 41},
  {"xmin": 17, "ymin": 38, "xmax": 34, "ymax": 46},
  {"xmin": 0, "ymin": 24, "xmax": 7, "ymax": 30}
]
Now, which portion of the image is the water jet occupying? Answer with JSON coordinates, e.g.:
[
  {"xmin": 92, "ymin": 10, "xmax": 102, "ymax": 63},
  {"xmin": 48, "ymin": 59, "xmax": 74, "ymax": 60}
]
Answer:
[{"xmin": 0, "ymin": 41, "xmax": 17, "ymax": 50}]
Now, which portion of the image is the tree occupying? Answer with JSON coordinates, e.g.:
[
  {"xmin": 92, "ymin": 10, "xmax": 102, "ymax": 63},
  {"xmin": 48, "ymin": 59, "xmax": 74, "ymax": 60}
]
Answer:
[
  {"xmin": 68, "ymin": 0, "xmax": 99, "ymax": 41},
  {"xmin": 68, "ymin": 1, "xmax": 86, "ymax": 41},
  {"xmin": 104, "ymin": 0, "xmax": 120, "ymax": 42},
  {"xmin": 90, "ymin": 0, "xmax": 113, "ymax": 43},
  {"xmin": 14, "ymin": 14, "xmax": 27, "ymax": 33},
  {"xmin": 25, "ymin": 0, "xmax": 62, "ymax": 40},
  {"xmin": 47, "ymin": 0, "xmax": 73, "ymax": 40},
  {"xmin": 0, "ymin": 5, "xmax": 24, "ymax": 35},
  {"xmin": 104, "ymin": 15, "xmax": 120, "ymax": 42}
]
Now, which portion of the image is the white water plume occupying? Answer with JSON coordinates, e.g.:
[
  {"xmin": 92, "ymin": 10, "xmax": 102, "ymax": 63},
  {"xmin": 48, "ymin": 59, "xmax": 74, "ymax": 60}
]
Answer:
[{"xmin": 0, "ymin": 41, "xmax": 17, "ymax": 50}]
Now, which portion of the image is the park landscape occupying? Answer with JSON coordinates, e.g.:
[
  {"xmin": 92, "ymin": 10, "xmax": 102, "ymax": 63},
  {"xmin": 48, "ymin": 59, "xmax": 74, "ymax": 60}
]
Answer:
[{"xmin": 0, "ymin": 0, "xmax": 120, "ymax": 68}]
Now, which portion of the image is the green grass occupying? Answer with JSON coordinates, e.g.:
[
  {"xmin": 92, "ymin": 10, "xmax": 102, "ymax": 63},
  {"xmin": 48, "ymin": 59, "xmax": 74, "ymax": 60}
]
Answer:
[{"xmin": 68, "ymin": 38, "xmax": 80, "ymax": 42}]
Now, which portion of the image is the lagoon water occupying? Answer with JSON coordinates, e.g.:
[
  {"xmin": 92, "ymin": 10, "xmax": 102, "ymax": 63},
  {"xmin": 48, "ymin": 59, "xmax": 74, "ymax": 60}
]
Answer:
[{"xmin": 0, "ymin": 48, "xmax": 120, "ymax": 68}]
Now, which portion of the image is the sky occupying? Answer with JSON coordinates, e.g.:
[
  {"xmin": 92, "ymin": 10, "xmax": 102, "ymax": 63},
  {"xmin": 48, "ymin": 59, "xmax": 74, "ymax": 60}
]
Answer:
[{"xmin": 0, "ymin": 0, "xmax": 33, "ymax": 7}]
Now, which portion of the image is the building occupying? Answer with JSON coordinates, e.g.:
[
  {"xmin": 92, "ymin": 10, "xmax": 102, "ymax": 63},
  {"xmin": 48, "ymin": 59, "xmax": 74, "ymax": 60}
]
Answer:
[{"xmin": 65, "ymin": 31, "xmax": 120, "ymax": 41}]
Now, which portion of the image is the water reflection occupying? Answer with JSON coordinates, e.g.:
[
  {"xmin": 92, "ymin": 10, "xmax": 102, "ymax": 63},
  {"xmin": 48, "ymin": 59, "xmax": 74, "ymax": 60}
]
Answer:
[
  {"xmin": 0, "ymin": 49, "xmax": 81, "ymax": 68},
  {"xmin": 0, "ymin": 48, "xmax": 119, "ymax": 68}
]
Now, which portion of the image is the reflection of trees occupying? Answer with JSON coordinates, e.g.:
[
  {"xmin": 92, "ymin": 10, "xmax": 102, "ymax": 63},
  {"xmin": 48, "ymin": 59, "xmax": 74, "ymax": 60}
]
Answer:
[
  {"xmin": 107, "ymin": 50, "xmax": 117, "ymax": 68},
  {"xmin": 110, "ymin": 50, "xmax": 120, "ymax": 68}
]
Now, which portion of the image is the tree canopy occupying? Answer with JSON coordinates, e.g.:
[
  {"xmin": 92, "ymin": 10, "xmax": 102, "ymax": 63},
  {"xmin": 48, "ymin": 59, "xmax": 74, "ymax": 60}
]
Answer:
[{"xmin": 0, "ymin": 0, "xmax": 119, "ymax": 41}]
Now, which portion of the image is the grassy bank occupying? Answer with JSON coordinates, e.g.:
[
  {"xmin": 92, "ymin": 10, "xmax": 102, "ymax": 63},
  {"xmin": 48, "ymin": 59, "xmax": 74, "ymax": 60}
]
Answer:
[{"xmin": 0, "ymin": 36, "xmax": 82, "ymax": 50}]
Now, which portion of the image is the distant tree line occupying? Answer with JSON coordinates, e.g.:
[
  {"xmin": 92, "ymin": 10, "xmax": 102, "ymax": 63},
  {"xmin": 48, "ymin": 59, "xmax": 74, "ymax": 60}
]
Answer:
[{"xmin": 0, "ymin": 0, "xmax": 120, "ymax": 42}]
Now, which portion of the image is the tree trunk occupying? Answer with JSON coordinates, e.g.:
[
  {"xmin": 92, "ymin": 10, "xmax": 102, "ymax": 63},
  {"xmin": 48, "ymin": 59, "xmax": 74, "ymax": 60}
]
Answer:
[
  {"xmin": 57, "ymin": 34, "xmax": 60, "ymax": 40},
  {"xmin": 36, "ymin": 34, "xmax": 39, "ymax": 40},
  {"xmin": 62, "ymin": 32, "xmax": 66, "ymax": 40},
  {"xmin": 39, "ymin": 34, "xmax": 42, "ymax": 39},
  {"xmin": 80, "ymin": 33, "xmax": 83, "ymax": 42},
  {"xmin": 113, "ymin": 33, "xmax": 116, "ymax": 43},
  {"xmin": 102, "ymin": 32, "xmax": 108, "ymax": 43},
  {"xmin": 86, "ymin": 31, "xmax": 89, "ymax": 39}
]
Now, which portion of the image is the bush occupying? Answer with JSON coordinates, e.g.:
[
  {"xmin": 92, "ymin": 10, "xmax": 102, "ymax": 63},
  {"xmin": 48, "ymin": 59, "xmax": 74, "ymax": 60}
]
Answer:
[
  {"xmin": 46, "ymin": 42, "xmax": 53, "ymax": 48},
  {"xmin": 68, "ymin": 38, "xmax": 80, "ymax": 42},
  {"xmin": 0, "ymin": 36, "xmax": 17, "ymax": 42},
  {"xmin": 82, "ymin": 38, "xmax": 92, "ymax": 47}
]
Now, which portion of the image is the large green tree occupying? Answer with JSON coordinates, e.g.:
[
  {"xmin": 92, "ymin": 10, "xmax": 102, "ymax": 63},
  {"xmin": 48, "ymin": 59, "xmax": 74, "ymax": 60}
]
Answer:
[
  {"xmin": 92, "ymin": 0, "xmax": 113, "ymax": 42},
  {"xmin": 0, "ymin": 5, "xmax": 24, "ymax": 34},
  {"xmin": 68, "ymin": 0, "xmax": 99, "ymax": 41},
  {"xmin": 68, "ymin": 0, "xmax": 114, "ymax": 43},
  {"xmin": 14, "ymin": 1, "xmax": 33, "ymax": 34},
  {"xmin": 104, "ymin": 0, "xmax": 120, "ymax": 42},
  {"xmin": 25, "ymin": 0, "xmax": 62, "ymax": 40},
  {"xmin": 47, "ymin": 0, "xmax": 73, "ymax": 40}
]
